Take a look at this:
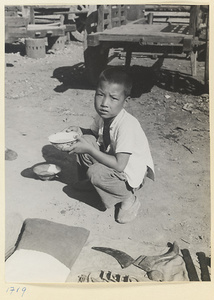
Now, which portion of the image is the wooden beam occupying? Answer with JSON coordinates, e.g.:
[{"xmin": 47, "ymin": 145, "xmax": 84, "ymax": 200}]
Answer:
[
  {"xmin": 204, "ymin": 10, "xmax": 209, "ymax": 92},
  {"xmin": 5, "ymin": 16, "xmax": 29, "ymax": 27},
  {"xmin": 97, "ymin": 33, "xmax": 186, "ymax": 44},
  {"xmin": 125, "ymin": 50, "xmax": 132, "ymax": 67},
  {"xmin": 190, "ymin": 50, "xmax": 197, "ymax": 76},
  {"xmin": 189, "ymin": 5, "xmax": 200, "ymax": 36},
  {"xmin": 88, "ymin": 34, "xmax": 100, "ymax": 46},
  {"xmin": 27, "ymin": 24, "xmax": 65, "ymax": 38},
  {"xmin": 145, "ymin": 11, "xmax": 190, "ymax": 18},
  {"xmin": 5, "ymin": 27, "xmax": 28, "ymax": 41},
  {"xmin": 97, "ymin": 5, "xmax": 105, "ymax": 32},
  {"xmin": 65, "ymin": 24, "xmax": 76, "ymax": 32},
  {"xmin": 183, "ymin": 35, "xmax": 193, "ymax": 51}
]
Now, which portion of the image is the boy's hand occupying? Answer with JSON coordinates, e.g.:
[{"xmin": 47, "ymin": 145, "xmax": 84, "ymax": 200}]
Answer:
[
  {"xmin": 68, "ymin": 137, "xmax": 92, "ymax": 154},
  {"xmin": 62, "ymin": 126, "xmax": 82, "ymax": 136}
]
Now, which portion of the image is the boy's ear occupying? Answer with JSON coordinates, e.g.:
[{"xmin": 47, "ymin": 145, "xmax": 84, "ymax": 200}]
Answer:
[{"xmin": 124, "ymin": 96, "xmax": 131, "ymax": 104}]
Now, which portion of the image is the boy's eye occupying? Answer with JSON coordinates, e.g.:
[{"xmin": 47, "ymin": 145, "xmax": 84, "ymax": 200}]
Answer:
[{"xmin": 111, "ymin": 96, "xmax": 118, "ymax": 101}]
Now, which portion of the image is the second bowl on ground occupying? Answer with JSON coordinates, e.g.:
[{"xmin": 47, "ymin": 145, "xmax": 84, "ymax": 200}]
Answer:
[
  {"xmin": 33, "ymin": 163, "xmax": 61, "ymax": 181},
  {"xmin": 48, "ymin": 131, "xmax": 78, "ymax": 151}
]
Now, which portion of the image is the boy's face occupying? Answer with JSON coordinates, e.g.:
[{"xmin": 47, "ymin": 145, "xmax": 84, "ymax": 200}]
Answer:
[{"xmin": 94, "ymin": 80, "xmax": 129, "ymax": 119}]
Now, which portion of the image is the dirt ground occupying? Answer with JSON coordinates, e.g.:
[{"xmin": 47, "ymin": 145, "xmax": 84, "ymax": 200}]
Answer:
[{"xmin": 5, "ymin": 38, "xmax": 210, "ymax": 282}]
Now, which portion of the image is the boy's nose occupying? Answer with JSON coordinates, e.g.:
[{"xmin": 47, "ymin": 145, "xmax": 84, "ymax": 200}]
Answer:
[{"xmin": 101, "ymin": 96, "xmax": 109, "ymax": 107}]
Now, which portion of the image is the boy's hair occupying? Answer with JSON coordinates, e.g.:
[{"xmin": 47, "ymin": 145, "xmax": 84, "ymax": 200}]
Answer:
[{"xmin": 98, "ymin": 68, "xmax": 132, "ymax": 97}]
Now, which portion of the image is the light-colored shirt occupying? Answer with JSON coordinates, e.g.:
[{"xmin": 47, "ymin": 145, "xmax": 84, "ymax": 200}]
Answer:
[{"xmin": 90, "ymin": 109, "xmax": 154, "ymax": 188}]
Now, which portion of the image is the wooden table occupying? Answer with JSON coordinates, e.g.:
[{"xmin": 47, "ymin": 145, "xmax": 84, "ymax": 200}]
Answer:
[{"xmin": 85, "ymin": 20, "xmax": 197, "ymax": 85}]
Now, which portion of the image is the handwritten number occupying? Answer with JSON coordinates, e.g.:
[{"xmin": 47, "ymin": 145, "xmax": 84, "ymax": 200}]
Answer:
[
  {"xmin": 6, "ymin": 286, "xmax": 26, "ymax": 297},
  {"xmin": 22, "ymin": 287, "xmax": 26, "ymax": 297}
]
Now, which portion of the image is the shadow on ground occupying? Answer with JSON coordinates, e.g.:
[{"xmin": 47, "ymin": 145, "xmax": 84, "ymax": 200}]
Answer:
[
  {"xmin": 52, "ymin": 60, "xmax": 204, "ymax": 97},
  {"xmin": 5, "ymin": 42, "xmax": 26, "ymax": 56},
  {"xmin": 21, "ymin": 145, "xmax": 77, "ymax": 185},
  {"xmin": 21, "ymin": 144, "xmax": 105, "ymax": 211},
  {"xmin": 63, "ymin": 185, "xmax": 106, "ymax": 212},
  {"xmin": 41, "ymin": 145, "xmax": 78, "ymax": 185},
  {"xmin": 52, "ymin": 63, "xmax": 92, "ymax": 92},
  {"xmin": 42, "ymin": 145, "xmax": 106, "ymax": 211},
  {"xmin": 156, "ymin": 68, "xmax": 204, "ymax": 96}
]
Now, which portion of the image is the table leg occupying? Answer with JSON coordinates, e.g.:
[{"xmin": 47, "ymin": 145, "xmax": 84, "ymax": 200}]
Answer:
[{"xmin": 190, "ymin": 50, "xmax": 197, "ymax": 76}]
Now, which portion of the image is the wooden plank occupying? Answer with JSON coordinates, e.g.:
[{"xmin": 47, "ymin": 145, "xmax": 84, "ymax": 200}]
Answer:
[
  {"xmin": 112, "ymin": 5, "xmax": 121, "ymax": 27},
  {"xmin": 88, "ymin": 22, "xmax": 194, "ymax": 47},
  {"xmin": 88, "ymin": 34, "xmax": 100, "ymax": 46},
  {"xmin": 34, "ymin": 19, "xmax": 61, "ymax": 25},
  {"xmin": 52, "ymin": 10, "xmax": 89, "ymax": 15},
  {"xmin": 27, "ymin": 24, "xmax": 65, "ymax": 38},
  {"xmin": 97, "ymin": 32, "xmax": 186, "ymax": 44},
  {"xmin": 30, "ymin": 7, "xmax": 35, "ymax": 24},
  {"xmin": 35, "ymin": 15, "xmax": 62, "ymax": 20},
  {"xmin": 204, "ymin": 9, "xmax": 209, "ymax": 92},
  {"xmin": 183, "ymin": 36, "xmax": 193, "ymax": 51},
  {"xmin": 145, "ymin": 5, "xmax": 191, "ymax": 12},
  {"xmin": 97, "ymin": 5, "xmax": 104, "ymax": 32},
  {"xmin": 33, "ymin": 5, "xmax": 71, "ymax": 10},
  {"xmin": 145, "ymin": 11, "xmax": 190, "ymax": 17},
  {"xmin": 189, "ymin": 6, "xmax": 200, "ymax": 36},
  {"xmin": 88, "ymin": 32, "xmax": 186, "ymax": 46},
  {"xmin": 99, "ymin": 23, "xmax": 189, "ymax": 36},
  {"xmin": 151, "ymin": 18, "xmax": 189, "ymax": 24},
  {"xmin": 21, "ymin": 6, "xmax": 34, "ymax": 23},
  {"xmin": 190, "ymin": 51, "xmax": 197, "ymax": 75},
  {"xmin": 65, "ymin": 24, "xmax": 76, "ymax": 32},
  {"xmin": 6, "ymin": 27, "xmax": 28, "ymax": 40},
  {"xmin": 5, "ymin": 16, "xmax": 29, "ymax": 27},
  {"xmin": 125, "ymin": 50, "xmax": 132, "ymax": 67},
  {"xmin": 27, "ymin": 24, "xmax": 66, "ymax": 30}
]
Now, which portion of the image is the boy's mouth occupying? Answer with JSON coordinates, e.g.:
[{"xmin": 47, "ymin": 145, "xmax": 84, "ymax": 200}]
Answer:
[{"xmin": 99, "ymin": 109, "xmax": 109, "ymax": 114}]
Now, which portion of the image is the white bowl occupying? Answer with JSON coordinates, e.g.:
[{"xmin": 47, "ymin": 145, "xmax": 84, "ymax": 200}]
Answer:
[
  {"xmin": 48, "ymin": 131, "xmax": 78, "ymax": 151},
  {"xmin": 33, "ymin": 163, "xmax": 61, "ymax": 181}
]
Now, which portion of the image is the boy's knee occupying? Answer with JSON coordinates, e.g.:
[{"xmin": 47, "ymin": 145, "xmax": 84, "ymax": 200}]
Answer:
[{"xmin": 87, "ymin": 163, "xmax": 105, "ymax": 185}]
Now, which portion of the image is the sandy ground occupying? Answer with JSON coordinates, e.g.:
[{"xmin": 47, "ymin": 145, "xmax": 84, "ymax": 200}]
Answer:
[{"xmin": 5, "ymin": 39, "xmax": 210, "ymax": 282}]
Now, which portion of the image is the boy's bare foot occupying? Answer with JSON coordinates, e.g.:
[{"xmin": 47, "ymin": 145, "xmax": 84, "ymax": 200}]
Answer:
[
  {"xmin": 73, "ymin": 179, "xmax": 95, "ymax": 192},
  {"xmin": 116, "ymin": 196, "xmax": 141, "ymax": 224}
]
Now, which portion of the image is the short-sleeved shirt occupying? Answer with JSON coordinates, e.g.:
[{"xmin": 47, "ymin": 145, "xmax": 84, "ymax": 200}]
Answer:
[{"xmin": 90, "ymin": 109, "xmax": 154, "ymax": 188}]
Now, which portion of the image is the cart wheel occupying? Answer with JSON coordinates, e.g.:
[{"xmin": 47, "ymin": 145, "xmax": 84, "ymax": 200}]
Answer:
[
  {"xmin": 70, "ymin": 5, "xmax": 89, "ymax": 42},
  {"xmin": 84, "ymin": 45, "xmax": 109, "ymax": 86},
  {"xmin": 71, "ymin": 30, "xmax": 84, "ymax": 42}
]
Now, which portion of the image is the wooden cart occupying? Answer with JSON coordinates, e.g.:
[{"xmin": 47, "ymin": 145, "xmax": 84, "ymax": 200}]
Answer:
[
  {"xmin": 84, "ymin": 5, "xmax": 203, "ymax": 85},
  {"xmin": 5, "ymin": 6, "xmax": 76, "ymax": 44}
]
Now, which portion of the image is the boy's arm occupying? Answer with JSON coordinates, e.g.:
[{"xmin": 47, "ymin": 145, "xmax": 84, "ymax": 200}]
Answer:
[
  {"xmin": 89, "ymin": 147, "xmax": 130, "ymax": 172},
  {"xmin": 62, "ymin": 126, "xmax": 97, "ymax": 138},
  {"xmin": 69, "ymin": 137, "xmax": 130, "ymax": 172}
]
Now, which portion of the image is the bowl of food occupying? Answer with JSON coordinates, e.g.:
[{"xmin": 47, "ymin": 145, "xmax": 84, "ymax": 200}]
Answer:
[
  {"xmin": 48, "ymin": 131, "xmax": 78, "ymax": 151},
  {"xmin": 33, "ymin": 163, "xmax": 61, "ymax": 181}
]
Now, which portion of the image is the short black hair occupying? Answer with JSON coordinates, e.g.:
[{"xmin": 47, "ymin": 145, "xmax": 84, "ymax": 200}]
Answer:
[{"xmin": 98, "ymin": 68, "xmax": 132, "ymax": 97}]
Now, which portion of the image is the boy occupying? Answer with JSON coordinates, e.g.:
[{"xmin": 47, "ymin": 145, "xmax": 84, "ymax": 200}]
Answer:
[{"xmin": 64, "ymin": 68, "xmax": 154, "ymax": 224}]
